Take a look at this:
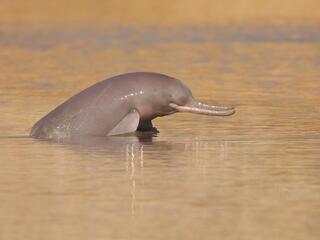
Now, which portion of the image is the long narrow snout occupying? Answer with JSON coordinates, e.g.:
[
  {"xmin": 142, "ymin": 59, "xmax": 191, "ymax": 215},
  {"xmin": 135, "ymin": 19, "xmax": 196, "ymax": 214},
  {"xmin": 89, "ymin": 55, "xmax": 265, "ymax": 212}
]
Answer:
[{"xmin": 169, "ymin": 100, "xmax": 235, "ymax": 116}]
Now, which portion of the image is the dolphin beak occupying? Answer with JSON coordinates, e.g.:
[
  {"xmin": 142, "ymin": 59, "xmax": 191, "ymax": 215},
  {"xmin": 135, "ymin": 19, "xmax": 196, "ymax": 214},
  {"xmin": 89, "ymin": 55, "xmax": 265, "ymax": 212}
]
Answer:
[{"xmin": 169, "ymin": 100, "xmax": 235, "ymax": 116}]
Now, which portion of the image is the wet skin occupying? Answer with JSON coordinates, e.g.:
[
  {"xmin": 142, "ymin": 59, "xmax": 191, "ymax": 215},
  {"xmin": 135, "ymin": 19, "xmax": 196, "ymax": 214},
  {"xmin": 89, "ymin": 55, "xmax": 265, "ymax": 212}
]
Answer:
[{"xmin": 30, "ymin": 72, "xmax": 235, "ymax": 139}]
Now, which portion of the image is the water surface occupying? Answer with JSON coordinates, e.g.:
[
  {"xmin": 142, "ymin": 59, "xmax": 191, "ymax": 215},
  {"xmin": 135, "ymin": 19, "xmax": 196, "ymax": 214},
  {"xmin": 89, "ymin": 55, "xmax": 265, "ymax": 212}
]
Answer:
[{"xmin": 0, "ymin": 25, "xmax": 320, "ymax": 240}]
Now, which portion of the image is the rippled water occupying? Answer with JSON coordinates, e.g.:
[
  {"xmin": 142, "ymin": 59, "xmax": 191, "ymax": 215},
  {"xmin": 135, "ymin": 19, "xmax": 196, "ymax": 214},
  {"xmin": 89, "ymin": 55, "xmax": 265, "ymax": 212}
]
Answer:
[{"xmin": 1, "ymin": 25, "xmax": 320, "ymax": 240}]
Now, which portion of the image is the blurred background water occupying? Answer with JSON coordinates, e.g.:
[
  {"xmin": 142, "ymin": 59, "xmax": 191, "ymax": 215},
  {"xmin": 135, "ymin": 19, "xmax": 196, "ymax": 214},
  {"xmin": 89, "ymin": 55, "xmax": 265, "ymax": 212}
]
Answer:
[{"xmin": 0, "ymin": 1, "xmax": 320, "ymax": 240}]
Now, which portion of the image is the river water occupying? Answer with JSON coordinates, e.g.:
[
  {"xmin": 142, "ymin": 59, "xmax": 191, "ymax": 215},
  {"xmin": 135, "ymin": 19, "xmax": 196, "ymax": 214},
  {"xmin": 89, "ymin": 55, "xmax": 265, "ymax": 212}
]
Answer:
[{"xmin": 0, "ymin": 25, "xmax": 320, "ymax": 240}]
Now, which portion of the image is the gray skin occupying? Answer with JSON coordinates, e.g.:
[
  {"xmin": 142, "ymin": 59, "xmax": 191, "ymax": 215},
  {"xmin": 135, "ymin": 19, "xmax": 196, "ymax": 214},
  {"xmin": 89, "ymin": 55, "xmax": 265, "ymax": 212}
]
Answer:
[{"xmin": 30, "ymin": 72, "xmax": 235, "ymax": 139}]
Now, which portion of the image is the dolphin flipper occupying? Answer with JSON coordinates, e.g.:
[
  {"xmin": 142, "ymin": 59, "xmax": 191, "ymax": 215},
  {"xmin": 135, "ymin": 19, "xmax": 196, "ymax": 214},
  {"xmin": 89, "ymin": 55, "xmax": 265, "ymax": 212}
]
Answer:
[{"xmin": 107, "ymin": 110, "xmax": 140, "ymax": 136}]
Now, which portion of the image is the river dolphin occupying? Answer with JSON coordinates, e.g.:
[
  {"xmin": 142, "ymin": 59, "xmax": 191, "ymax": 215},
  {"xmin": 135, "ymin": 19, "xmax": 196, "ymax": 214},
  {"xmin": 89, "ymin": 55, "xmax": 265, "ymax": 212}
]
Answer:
[{"xmin": 30, "ymin": 72, "xmax": 235, "ymax": 139}]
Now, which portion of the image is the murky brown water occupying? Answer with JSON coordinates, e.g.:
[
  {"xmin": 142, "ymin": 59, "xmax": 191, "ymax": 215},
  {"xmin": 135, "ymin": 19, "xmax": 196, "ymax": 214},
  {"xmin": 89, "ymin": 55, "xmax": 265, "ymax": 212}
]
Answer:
[{"xmin": 1, "ymin": 22, "xmax": 320, "ymax": 240}]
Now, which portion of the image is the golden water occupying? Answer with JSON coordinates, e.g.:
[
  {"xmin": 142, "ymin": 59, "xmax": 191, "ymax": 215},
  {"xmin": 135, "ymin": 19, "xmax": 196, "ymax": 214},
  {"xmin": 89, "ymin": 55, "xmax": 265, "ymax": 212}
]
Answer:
[{"xmin": 1, "ymin": 21, "xmax": 320, "ymax": 240}]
